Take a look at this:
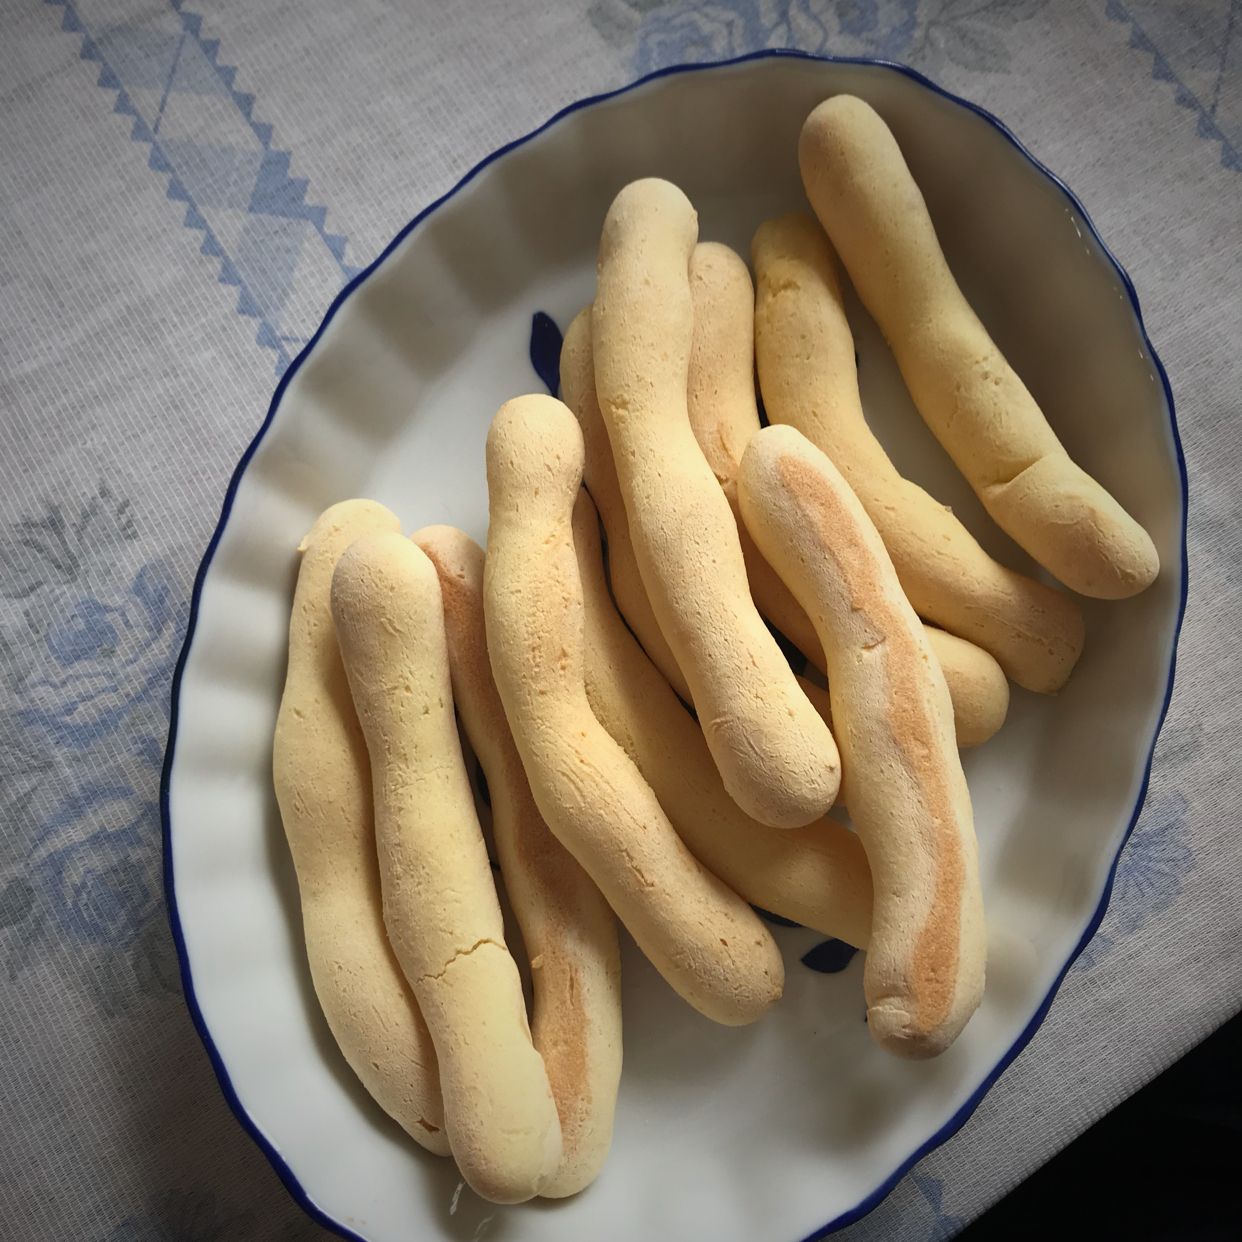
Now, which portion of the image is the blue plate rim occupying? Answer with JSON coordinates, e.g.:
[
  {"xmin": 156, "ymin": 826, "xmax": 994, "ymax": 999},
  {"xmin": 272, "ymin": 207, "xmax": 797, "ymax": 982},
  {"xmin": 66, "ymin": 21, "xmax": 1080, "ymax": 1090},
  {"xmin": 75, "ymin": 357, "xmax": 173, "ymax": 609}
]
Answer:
[{"xmin": 159, "ymin": 47, "xmax": 1190, "ymax": 1242}]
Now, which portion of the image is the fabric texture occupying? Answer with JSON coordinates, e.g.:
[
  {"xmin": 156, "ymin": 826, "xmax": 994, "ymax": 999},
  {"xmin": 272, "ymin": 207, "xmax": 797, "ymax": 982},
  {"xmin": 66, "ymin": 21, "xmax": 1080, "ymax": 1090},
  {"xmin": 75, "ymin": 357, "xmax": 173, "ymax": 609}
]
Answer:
[{"xmin": 1, "ymin": 1, "xmax": 1238, "ymax": 1238}]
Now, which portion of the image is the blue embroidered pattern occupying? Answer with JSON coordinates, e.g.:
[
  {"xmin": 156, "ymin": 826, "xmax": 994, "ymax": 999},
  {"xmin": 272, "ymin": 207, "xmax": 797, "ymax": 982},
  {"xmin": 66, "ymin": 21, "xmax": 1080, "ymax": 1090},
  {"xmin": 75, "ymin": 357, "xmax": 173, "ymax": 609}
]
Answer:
[
  {"xmin": 1076, "ymin": 788, "xmax": 1195, "ymax": 971},
  {"xmin": 913, "ymin": 1173, "xmax": 969, "ymax": 1240},
  {"xmin": 21, "ymin": 562, "xmax": 184, "ymax": 756},
  {"xmin": 0, "ymin": 485, "xmax": 188, "ymax": 1004},
  {"xmin": 595, "ymin": 1, "xmax": 1239, "ymax": 165},
  {"xmin": 1106, "ymin": 0, "xmax": 1240, "ymax": 172},
  {"xmin": 630, "ymin": 0, "xmax": 920, "ymax": 71}
]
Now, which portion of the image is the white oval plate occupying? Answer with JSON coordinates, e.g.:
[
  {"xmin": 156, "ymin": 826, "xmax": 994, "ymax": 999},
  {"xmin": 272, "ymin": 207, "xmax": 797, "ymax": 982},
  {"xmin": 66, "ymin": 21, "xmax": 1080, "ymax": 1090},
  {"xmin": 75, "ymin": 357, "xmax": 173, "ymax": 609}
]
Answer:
[{"xmin": 162, "ymin": 51, "xmax": 1187, "ymax": 1242}]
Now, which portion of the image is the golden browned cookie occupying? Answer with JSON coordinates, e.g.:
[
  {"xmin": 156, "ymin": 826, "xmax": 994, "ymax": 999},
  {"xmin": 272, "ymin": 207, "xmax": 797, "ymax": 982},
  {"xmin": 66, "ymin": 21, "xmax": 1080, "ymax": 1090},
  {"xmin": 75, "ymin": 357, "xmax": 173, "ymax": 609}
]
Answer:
[
  {"xmin": 752, "ymin": 211, "xmax": 1085, "ymax": 694},
  {"xmin": 740, "ymin": 426, "xmax": 985, "ymax": 1059},
  {"xmin": 414, "ymin": 524, "xmax": 622, "ymax": 1199}
]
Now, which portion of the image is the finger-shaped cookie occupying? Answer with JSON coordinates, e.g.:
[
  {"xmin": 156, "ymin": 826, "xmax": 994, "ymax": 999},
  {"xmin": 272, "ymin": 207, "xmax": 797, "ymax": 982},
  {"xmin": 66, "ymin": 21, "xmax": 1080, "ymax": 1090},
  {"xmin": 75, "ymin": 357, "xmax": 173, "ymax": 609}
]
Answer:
[
  {"xmin": 567, "ymin": 290, "xmax": 793, "ymax": 717},
  {"xmin": 592, "ymin": 178, "xmax": 839, "ymax": 827},
  {"xmin": 272, "ymin": 501, "xmax": 447, "ymax": 1154},
  {"xmin": 796, "ymin": 632, "xmax": 1007, "ymax": 754},
  {"xmin": 685, "ymin": 240, "xmax": 827, "ymax": 677},
  {"xmin": 484, "ymin": 394, "xmax": 783, "ymax": 1025},
  {"xmin": 573, "ymin": 489, "xmax": 872, "ymax": 947},
  {"xmin": 924, "ymin": 627, "xmax": 1009, "ymax": 749},
  {"xmin": 751, "ymin": 211, "xmax": 1085, "ymax": 693},
  {"xmin": 799, "ymin": 96, "xmax": 1158, "ymax": 600},
  {"xmin": 686, "ymin": 235, "xmax": 1010, "ymax": 743},
  {"xmin": 559, "ymin": 308, "xmax": 692, "ymax": 703},
  {"xmin": 331, "ymin": 532, "xmax": 561, "ymax": 1202},
  {"xmin": 414, "ymin": 524, "xmax": 622, "ymax": 1199},
  {"xmin": 739, "ymin": 426, "xmax": 985, "ymax": 1058},
  {"xmin": 687, "ymin": 241, "xmax": 760, "ymax": 492}
]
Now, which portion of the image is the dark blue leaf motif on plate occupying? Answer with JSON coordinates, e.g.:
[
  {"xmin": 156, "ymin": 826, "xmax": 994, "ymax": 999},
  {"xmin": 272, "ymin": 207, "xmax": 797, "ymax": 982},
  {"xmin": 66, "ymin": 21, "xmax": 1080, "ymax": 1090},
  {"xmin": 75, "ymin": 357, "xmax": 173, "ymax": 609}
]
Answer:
[
  {"xmin": 800, "ymin": 938, "xmax": 858, "ymax": 973},
  {"xmin": 753, "ymin": 905, "xmax": 801, "ymax": 929},
  {"xmin": 529, "ymin": 312, "xmax": 563, "ymax": 397}
]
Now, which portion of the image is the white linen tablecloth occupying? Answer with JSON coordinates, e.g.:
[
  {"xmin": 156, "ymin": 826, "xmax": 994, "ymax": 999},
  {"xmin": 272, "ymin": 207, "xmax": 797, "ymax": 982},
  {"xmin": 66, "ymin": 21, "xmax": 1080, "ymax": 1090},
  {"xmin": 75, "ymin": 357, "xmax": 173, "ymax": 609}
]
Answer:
[{"xmin": 1, "ymin": 2, "xmax": 1238, "ymax": 1238}]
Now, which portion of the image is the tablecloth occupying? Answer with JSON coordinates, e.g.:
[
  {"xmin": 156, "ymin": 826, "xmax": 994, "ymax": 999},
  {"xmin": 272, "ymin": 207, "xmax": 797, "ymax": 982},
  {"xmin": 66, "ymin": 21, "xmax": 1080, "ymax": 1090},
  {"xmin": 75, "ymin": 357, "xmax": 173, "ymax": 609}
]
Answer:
[{"xmin": 1, "ymin": 1, "xmax": 1238, "ymax": 1238}]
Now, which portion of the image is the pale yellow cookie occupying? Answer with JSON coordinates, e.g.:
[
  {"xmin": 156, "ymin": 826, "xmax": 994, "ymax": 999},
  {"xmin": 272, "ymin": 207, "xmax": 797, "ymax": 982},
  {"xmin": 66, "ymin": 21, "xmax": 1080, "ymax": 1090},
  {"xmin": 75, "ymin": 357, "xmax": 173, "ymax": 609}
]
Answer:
[
  {"xmin": 686, "ymin": 241, "xmax": 825, "ymax": 694},
  {"xmin": 560, "ymin": 308, "xmax": 691, "ymax": 703},
  {"xmin": 272, "ymin": 500, "xmax": 447, "ymax": 1154},
  {"xmin": 414, "ymin": 525, "xmax": 622, "ymax": 1199},
  {"xmin": 332, "ymin": 532, "xmax": 561, "ymax": 1203},
  {"xmin": 924, "ymin": 627, "xmax": 1009, "ymax": 749},
  {"xmin": 483, "ymin": 393, "xmax": 783, "ymax": 1025},
  {"xmin": 592, "ymin": 178, "xmax": 839, "ymax": 826},
  {"xmin": 799, "ymin": 96, "xmax": 1158, "ymax": 600},
  {"xmin": 573, "ymin": 489, "xmax": 872, "ymax": 948}
]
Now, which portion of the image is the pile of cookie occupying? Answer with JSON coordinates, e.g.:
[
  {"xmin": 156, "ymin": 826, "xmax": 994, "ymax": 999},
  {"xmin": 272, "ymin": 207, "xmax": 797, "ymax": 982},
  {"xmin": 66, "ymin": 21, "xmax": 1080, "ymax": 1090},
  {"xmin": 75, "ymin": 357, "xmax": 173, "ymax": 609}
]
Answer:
[{"xmin": 271, "ymin": 97, "xmax": 1158, "ymax": 1205}]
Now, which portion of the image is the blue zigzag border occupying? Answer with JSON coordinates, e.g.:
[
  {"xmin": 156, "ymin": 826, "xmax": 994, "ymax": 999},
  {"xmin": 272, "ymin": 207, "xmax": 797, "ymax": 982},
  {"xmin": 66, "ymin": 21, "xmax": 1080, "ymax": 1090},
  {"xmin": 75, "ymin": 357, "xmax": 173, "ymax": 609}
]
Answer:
[
  {"xmin": 1107, "ymin": 0, "xmax": 1240, "ymax": 172},
  {"xmin": 44, "ymin": 0, "xmax": 358, "ymax": 374},
  {"xmin": 46, "ymin": 0, "xmax": 289, "ymax": 371},
  {"xmin": 167, "ymin": 0, "xmax": 359, "ymax": 279}
]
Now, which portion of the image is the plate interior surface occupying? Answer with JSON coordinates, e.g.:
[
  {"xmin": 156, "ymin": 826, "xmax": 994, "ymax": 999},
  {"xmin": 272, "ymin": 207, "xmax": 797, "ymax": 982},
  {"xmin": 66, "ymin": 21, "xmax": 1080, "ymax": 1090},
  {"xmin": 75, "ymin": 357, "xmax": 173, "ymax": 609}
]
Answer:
[{"xmin": 165, "ymin": 54, "xmax": 1184, "ymax": 1242}]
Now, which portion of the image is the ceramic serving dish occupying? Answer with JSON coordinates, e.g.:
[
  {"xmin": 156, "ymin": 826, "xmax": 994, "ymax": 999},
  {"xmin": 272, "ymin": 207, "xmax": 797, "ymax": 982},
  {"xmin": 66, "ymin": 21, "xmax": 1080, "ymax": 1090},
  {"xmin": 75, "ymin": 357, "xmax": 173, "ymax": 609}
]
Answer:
[{"xmin": 161, "ymin": 50, "xmax": 1186, "ymax": 1242}]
